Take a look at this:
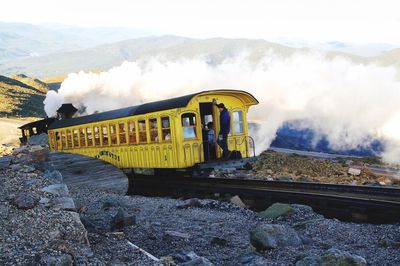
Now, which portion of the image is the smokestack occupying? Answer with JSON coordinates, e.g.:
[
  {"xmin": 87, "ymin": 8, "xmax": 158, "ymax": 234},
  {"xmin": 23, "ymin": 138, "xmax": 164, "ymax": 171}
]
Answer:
[{"xmin": 56, "ymin": 103, "xmax": 78, "ymax": 119}]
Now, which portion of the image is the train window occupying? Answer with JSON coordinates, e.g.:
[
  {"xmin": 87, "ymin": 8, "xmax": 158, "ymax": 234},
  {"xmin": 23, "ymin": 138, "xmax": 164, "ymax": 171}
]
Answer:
[
  {"xmin": 94, "ymin": 126, "xmax": 100, "ymax": 146},
  {"xmin": 233, "ymin": 111, "xmax": 244, "ymax": 134},
  {"xmin": 161, "ymin": 117, "xmax": 171, "ymax": 141},
  {"xmin": 66, "ymin": 130, "xmax": 72, "ymax": 148},
  {"xmin": 61, "ymin": 131, "xmax": 66, "ymax": 149},
  {"xmin": 110, "ymin": 124, "xmax": 117, "ymax": 145},
  {"xmin": 102, "ymin": 125, "xmax": 109, "ymax": 145},
  {"xmin": 80, "ymin": 128, "xmax": 86, "ymax": 147},
  {"xmin": 73, "ymin": 129, "xmax": 79, "ymax": 147},
  {"xmin": 138, "ymin": 120, "xmax": 147, "ymax": 143},
  {"xmin": 149, "ymin": 118, "xmax": 158, "ymax": 142},
  {"xmin": 86, "ymin": 127, "xmax": 93, "ymax": 146},
  {"xmin": 119, "ymin": 122, "xmax": 127, "ymax": 144},
  {"xmin": 128, "ymin": 121, "xmax": 137, "ymax": 144},
  {"xmin": 182, "ymin": 113, "xmax": 197, "ymax": 139}
]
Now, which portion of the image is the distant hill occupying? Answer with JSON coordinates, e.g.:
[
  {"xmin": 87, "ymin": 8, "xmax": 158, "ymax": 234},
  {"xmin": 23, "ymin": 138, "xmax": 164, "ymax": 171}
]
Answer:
[
  {"xmin": 0, "ymin": 35, "xmax": 367, "ymax": 78},
  {"xmin": 0, "ymin": 75, "xmax": 49, "ymax": 117},
  {"xmin": 0, "ymin": 22, "xmax": 156, "ymax": 62}
]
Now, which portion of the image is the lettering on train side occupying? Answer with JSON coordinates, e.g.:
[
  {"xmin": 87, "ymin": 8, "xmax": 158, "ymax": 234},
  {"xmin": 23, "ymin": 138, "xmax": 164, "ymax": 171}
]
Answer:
[{"xmin": 94, "ymin": 150, "xmax": 121, "ymax": 161}]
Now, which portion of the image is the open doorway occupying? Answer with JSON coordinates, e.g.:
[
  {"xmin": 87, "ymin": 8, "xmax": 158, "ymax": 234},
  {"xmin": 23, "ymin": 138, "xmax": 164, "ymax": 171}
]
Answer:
[{"xmin": 200, "ymin": 102, "xmax": 216, "ymax": 161}]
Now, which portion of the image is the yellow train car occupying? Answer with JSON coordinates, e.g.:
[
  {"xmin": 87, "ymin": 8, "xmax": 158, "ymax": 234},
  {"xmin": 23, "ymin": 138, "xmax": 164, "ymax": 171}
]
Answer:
[{"xmin": 48, "ymin": 90, "xmax": 258, "ymax": 171}]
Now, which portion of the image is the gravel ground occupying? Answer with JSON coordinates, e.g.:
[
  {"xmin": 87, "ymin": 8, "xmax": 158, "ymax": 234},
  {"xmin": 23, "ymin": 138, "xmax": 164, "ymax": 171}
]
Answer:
[
  {"xmin": 2, "ymin": 144, "xmax": 400, "ymax": 265},
  {"xmin": 70, "ymin": 186, "xmax": 400, "ymax": 266}
]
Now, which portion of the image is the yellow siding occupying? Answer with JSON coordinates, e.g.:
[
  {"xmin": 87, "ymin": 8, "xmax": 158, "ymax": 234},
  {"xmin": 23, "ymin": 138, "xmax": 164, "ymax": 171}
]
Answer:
[{"xmin": 48, "ymin": 91, "xmax": 256, "ymax": 169}]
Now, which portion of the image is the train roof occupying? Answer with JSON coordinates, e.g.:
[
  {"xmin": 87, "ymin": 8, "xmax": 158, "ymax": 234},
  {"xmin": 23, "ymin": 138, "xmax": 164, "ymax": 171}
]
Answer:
[{"xmin": 48, "ymin": 89, "xmax": 258, "ymax": 130}]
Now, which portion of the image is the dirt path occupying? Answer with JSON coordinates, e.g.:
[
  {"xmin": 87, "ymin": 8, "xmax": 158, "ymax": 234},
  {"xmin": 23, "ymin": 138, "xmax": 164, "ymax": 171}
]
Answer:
[{"xmin": 0, "ymin": 117, "xmax": 38, "ymax": 146}]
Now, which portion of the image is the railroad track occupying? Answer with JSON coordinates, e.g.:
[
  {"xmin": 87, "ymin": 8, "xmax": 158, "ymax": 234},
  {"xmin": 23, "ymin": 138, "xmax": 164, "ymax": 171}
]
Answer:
[{"xmin": 128, "ymin": 175, "xmax": 400, "ymax": 224}]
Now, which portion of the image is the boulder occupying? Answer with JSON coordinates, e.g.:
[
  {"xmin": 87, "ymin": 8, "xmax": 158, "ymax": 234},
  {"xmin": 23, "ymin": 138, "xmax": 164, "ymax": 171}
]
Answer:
[
  {"xmin": 29, "ymin": 145, "xmax": 50, "ymax": 162},
  {"xmin": 258, "ymin": 202, "xmax": 294, "ymax": 219},
  {"xmin": 296, "ymin": 248, "xmax": 367, "ymax": 266},
  {"xmin": 111, "ymin": 207, "xmax": 136, "ymax": 230},
  {"xmin": 27, "ymin": 133, "xmax": 49, "ymax": 146},
  {"xmin": 52, "ymin": 197, "xmax": 76, "ymax": 211},
  {"xmin": 12, "ymin": 192, "xmax": 39, "ymax": 209},
  {"xmin": 250, "ymin": 224, "xmax": 302, "ymax": 250},
  {"xmin": 230, "ymin": 195, "xmax": 247, "ymax": 208},
  {"xmin": 43, "ymin": 170, "xmax": 63, "ymax": 183}
]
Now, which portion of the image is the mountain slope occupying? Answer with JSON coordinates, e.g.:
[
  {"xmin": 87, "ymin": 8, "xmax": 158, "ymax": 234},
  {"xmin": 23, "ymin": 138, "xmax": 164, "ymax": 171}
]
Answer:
[
  {"xmin": 0, "ymin": 35, "xmax": 367, "ymax": 78},
  {"xmin": 0, "ymin": 75, "xmax": 48, "ymax": 117},
  {"xmin": 0, "ymin": 22, "xmax": 155, "ymax": 62}
]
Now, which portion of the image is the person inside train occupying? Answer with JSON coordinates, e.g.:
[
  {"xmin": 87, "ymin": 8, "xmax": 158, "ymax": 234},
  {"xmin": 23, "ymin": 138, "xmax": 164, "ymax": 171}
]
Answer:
[
  {"xmin": 215, "ymin": 102, "xmax": 231, "ymax": 160},
  {"xmin": 206, "ymin": 121, "xmax": 216, "ymax": 160}
]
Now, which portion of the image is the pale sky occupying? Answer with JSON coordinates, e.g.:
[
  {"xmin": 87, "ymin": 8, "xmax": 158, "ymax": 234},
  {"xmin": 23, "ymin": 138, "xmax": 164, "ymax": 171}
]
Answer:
[{"xmin": 2, "ymin": 0, "xmax": 400, "ymax": 44}]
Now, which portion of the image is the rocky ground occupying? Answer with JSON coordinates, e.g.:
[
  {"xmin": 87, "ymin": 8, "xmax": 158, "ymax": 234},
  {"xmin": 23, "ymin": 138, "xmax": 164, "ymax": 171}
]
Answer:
[
  {"xmin": 1, "ymin": 138, "xmax": 400, "ymax": 265},
  {"xmin": 245, "ymin": 150, "xmax": 400, "ymax": 187}
]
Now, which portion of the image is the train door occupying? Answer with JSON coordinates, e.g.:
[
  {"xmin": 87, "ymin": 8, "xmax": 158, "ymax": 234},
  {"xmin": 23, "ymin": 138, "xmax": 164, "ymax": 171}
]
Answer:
[{"xmin": 199, "ymin": 102, "xmax": 217, "ymax": 161}]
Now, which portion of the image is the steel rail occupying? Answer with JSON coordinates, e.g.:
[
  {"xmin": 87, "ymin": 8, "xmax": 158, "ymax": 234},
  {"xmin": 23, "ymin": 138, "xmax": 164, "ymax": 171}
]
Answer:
[{"xmin": 129, "ymin": 175, "xmax": 400, "ymax": 223}]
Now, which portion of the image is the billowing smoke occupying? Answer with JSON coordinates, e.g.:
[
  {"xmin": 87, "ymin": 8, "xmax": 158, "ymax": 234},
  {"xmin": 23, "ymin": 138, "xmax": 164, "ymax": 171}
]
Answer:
[{"xmin": 44, "ymin": 52, "xmax": 400, "ymax": 163}]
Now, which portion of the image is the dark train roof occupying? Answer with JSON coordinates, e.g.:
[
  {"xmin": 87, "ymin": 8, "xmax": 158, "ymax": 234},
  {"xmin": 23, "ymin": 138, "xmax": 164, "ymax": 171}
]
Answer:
[
  {"xmin": 48, "ymin": 89, "xmax": 258, "ymax": 130},
  {"xmin": 19, "ymin": 118, "xmax": 57, "ymax": 130},
  {"xmin": 49, "ymin": 92, "xmax": 198, "ymax": 129}
]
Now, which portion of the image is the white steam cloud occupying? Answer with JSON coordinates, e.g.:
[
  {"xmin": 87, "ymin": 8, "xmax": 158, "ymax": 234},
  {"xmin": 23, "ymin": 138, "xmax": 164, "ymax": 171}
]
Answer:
[{"xmin": 44, "ymin": 52, "xmax": 400, "ymax": 163}]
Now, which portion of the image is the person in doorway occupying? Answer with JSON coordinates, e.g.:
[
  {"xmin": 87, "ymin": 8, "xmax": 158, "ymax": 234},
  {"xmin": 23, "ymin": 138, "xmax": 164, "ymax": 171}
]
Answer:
[
  {"xmin": 206, "ymin": 122, "xmax": 216, "ymax": 160},
  {"xmin": 216, "ymin": 102, "xmax": 231, "ymax": 160}
]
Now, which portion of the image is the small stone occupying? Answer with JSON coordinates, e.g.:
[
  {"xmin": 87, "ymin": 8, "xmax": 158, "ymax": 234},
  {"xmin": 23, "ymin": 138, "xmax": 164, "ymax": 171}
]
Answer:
[
  {"xmin": 348, "ymin": 168, "xmax": 361, "ymax": 176},
  {"xmin": 295, "ymin": 255, "xmax": 321, "ymax": 266},
  {"xmin": 165, "ymin": 230, "xmax": 190, "ymax": 239},
  {"xmin": 320, "ymin": 248, "xmax": 367, "ymax": 266},
  {"xmin": 112, "ymin": 207, "xmax": 136, "ymax": 230},
  {"xmin": 230, "ymin": 195, "xmax": 246, "ymax": 208},
  {"xmin": 39, "ymin": 253, "xmax": 73, "ymax": 266},
  {"xmin": 39, "ymin": 197, "xmax": 51, "ymax": 207},
  {"xmin": 169, "ymin": 251, "xmax": 213, "ymax": 266},
  {"xmin": 12, "ymin": 192, "xmax": 39, "ymax": 209},
  {"xmin": 176, "ymin": 198, "xmax": 204, "ymax": 209},
  {"xmin": 42, "ymin": 184, "xmax": 70, "ymax": 197},
  {"xmin": 20, "ymin": 165, "xmax": 36, "ymax": 173},
  {"xmin": 210, "ymin": 236, "xmax": 228, "ymax": 246}
]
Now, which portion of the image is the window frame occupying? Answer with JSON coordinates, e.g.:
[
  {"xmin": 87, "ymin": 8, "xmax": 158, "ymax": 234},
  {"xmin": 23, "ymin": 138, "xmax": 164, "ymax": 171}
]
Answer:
[
  {"xmin": 232, "ymin": 109, "xmax": 245, "ymax": 135},
  {"xmin": 149, "ymin": 117, "xmax": 159, "ymax": 143},
  {"xmin": 161, "ymin": 116, "xmax": 172, "ymax": 142},
  {"xmin": 181, "ymin": 112, "xmax": 198, "ymax": 140},
  {"xmin": 79, "ymin": 128, "xmax": 86, "ymax": 147},
  {"xmin": 109, "ymin": 123, "xmax": 118, "ymax": 145},
  {"xmin": 118, "ymin": 122, "xmax": 128, "ymax": 145},
  {"xmin": 138, "ymin": 119, "xmax": 148, "ymax": 144},
  {"xmin": 128, "ymin": 120, "xmax": 137, "ymax": 145},
  {"xmin": 93, "ymin": 126, "xmax": 101, "ymax": 146},
  {"xmin": 73, "ymin": 129, "xmax": 79, "ymax": 147}
]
